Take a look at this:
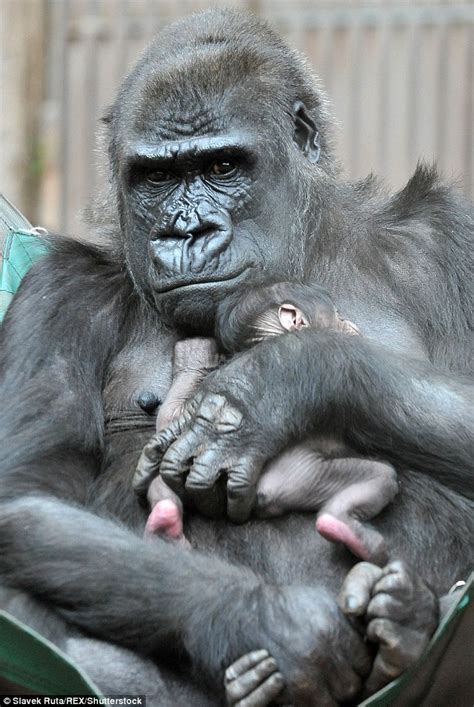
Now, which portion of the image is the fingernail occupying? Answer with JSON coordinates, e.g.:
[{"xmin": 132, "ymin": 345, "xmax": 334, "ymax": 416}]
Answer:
[{"xmin": 345, "ymin": 596, "xmax": 359, "ymax": 611}]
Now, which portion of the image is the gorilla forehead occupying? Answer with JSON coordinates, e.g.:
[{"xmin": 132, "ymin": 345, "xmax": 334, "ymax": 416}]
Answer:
[
  {"xmin": 123, "ymin": 53, "xmax": 290, "ymax": 144},
  {"xmin": 111, "ymin": 8, "xmax": 323, "ymax": 148}
]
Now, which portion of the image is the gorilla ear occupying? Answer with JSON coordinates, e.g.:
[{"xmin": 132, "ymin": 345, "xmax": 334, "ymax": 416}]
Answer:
[
  {"xmin": 278, "ymin": 304, "xmax": 309, "ymax": 332},
  {"xmin": 101, "ymin": 106, "xmax": 115, "ymax": 126},
  {"xmin": 292, "ymin": 101, "xmax": 321, "ymax": 163}
]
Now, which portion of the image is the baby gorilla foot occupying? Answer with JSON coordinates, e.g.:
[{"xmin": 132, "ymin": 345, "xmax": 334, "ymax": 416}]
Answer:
[
  {"xmin": 144, "ymin": 477, "xmax": 189, "ymax": 548},
  {"xmin": 338, "ymin": 561, "xmax": 439, "ymax": 695},
  {"xmin": 225, "ymin": 649, "xmax": 284, "ymax": 706}
]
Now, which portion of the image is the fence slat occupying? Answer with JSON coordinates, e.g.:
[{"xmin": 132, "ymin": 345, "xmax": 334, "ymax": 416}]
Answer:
[{"xmin": 36, "ymin": 0, "xmax": 473, "ymax": 237}]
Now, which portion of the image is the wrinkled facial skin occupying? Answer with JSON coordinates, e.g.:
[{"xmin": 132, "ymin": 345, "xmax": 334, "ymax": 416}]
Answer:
[{"xmin": 118, "ymin": 102, "xmax": 307, "ymax": 333}]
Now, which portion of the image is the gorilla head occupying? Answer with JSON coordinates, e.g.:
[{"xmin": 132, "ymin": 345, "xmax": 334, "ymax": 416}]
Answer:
[{"xmin": 103, "ymin": 9, "xmax": 335, "ymax": 331}]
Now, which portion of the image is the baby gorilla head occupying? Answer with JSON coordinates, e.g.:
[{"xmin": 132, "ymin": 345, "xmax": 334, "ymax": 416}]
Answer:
[{"xmin": 216, "ymin": 281, "xmax": 359, "ymax": 352}]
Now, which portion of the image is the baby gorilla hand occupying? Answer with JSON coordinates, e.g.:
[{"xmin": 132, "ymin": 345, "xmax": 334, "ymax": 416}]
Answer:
[
  {"xmin": 338, "ymin": 560, "xmax": 439, "ymax": 695},
  {"xmin": 225, "ymin": 650, "xmax": 284, "ymax": 706}
]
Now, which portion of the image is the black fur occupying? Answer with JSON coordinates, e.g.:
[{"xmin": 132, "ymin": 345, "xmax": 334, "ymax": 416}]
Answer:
[{"xmin": 0, "ymin": 8, "xmax": 473, "ymax": 705}]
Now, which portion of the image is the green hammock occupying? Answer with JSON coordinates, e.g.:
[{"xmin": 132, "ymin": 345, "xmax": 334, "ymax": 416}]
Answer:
[
  {"xmin": 0, "ymin": 194, "xmax": 49, "ymax": 322},
  {"xmin": 0, "ymin": 611, "xmax": 102, "ymax": 696}
]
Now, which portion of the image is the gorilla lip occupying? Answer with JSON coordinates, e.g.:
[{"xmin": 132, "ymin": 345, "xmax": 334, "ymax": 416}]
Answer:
[{"xmin": 153, "ymin": 266, "xmax": 251, "ymax": 294}]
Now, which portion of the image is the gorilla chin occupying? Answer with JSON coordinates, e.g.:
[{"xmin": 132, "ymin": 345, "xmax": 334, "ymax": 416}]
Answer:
[{"xmin": 152, "ymin": 268, "xmax": 256, "ymax": 333}]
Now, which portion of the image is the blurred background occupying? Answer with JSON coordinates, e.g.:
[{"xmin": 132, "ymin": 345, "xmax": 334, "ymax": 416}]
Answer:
[{"xmin": 1, "ymin": 0, "xmax": 472, "ymax": 240}]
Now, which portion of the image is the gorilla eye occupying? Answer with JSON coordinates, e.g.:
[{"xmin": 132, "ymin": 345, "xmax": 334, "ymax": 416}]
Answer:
[
  {"xmin": 209, "ymin": 160, "xmax": 237, "ymax": 177},
  {"xmin": 146, "ymin": 170, "xmax": 174, "ymax": 185}
]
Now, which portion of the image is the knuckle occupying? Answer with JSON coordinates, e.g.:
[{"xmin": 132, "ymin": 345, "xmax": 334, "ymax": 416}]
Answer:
[
  {"xmin": 353, "ymin": 561, "xmax": 378, "ymax": 578},
  {"xmin": 386, "ymin": 559, "xmax": 406, "ymax": 576},
  {"xmin": 160, "ymin": 451, "xmax": 187, "ymax": 479},
  {"xmin": 227, "ymin": 476, "xmax": 251, "ymax": 498},
  {"xmin": 225, "ymin": 683, "xmax": 241, "ymax": 701},
  {"xmin": 225, "ymin": 665, "xmax": 237, "ymax": 683},
  {"xmin": 186, "ymin": 468, "xmax": 214, "ymax": 490},
  {"xmin": 368, "ymin": 593, "xmax": 395, "ymax": 618}
]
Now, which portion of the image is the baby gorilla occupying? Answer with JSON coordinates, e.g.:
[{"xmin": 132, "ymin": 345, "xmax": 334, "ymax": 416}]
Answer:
[{"xmin": 138, "ymin": 282, "xmax": 399, "ymax": 565}]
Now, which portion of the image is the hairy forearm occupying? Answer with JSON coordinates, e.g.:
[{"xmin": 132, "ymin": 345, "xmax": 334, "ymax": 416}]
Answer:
[
  {"xmin": 251, "ymin": 330, "xmax": 473, "ymax": 496},
  {"xmin": 0, "ymin": 494, "xmax": 263, "ymax": 660}
]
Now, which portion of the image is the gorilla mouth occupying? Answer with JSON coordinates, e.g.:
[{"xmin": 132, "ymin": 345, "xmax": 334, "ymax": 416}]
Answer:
[{"xmin": 153, "ymin": 267, "xmax": 252, "ymax": 294}]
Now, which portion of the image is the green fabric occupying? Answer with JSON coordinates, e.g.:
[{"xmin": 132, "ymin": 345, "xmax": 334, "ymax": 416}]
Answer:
[
  {"xmin": 0, "ymin": 229, "xmax": 49, "ymax": 322},
  {"xmin": 0, "ymin": 611, "xmax": 102, "ymax": 696}
]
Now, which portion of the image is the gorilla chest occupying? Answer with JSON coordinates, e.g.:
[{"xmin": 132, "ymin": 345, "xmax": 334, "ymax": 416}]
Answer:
[{"xmin": 102, "ymin": 330, "xmax": 176, "ymax": 433}]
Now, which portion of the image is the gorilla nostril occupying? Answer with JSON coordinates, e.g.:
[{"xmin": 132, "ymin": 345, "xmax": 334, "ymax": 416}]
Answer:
[{"xmin": 190, "ymin": 225, "xmax": 216, "ymax": 240}]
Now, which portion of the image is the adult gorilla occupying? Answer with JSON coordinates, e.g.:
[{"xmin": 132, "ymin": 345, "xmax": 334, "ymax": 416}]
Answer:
[{"xmin": 0, "ymin": 8, "xmax": 472, "ymax": 706}]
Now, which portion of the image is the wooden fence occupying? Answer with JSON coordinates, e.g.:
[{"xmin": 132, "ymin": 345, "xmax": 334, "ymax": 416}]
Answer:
[{"xmin": 1, "ymin": 0, "xmax": 472, "ymax": 237}]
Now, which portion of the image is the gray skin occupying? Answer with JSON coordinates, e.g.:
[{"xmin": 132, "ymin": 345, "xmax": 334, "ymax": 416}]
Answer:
[
  {"xmin": 0, "ymin": 9, "xmax": 472, "ymax": 707},
  {"xmin": 139, "ymin": 283, "xmax": 399, "ymax": 567}
]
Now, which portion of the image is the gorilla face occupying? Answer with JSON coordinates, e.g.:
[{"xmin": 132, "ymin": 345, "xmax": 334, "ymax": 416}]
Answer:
[
  {"xmin": 112, "ymin": 19, "xmax": 323, "ymax": 331},
  {"xmin": 120, "ymin": 123, "xmax": 298, "ymax": 330}
]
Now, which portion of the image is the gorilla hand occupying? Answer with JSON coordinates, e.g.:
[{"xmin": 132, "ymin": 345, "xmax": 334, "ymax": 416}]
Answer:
[
  {"xmin": 213, "ymin": 585, "xmax": 371, "ymax": 706},
  {"xmin": 338, "ymin": 560, "xmax": 439, "ymax": 696},
  {"xmin": 134, "ymin": 342, "xmax": 300, "ymax": 522}
]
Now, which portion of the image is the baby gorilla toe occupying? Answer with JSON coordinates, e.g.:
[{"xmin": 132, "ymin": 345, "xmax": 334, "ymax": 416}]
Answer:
[
  {"xmin": 316, "ymin": 513, "xmax": 388, "ymax": 565},
  {"xmin": 145, "ymin": 499, "xmax": 183, "ymax": 538},
  {"xmin": 225, "ymin": 649, "xmax": 284, "ymax": 706}
]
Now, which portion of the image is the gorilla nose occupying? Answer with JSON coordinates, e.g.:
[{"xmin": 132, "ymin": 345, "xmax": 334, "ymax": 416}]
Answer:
[
  {"xmin": 168, "ymin": 210, "xmax": 220, "ymax": 240},
  {"xmin": 149, "ymin": 206, "xmax": 234, "ymax": 276}
]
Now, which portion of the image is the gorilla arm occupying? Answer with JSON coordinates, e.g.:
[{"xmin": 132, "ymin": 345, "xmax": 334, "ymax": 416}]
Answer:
[
  {"xmin": 0, "ymin": 250, "xmax": 369, "ymax": 703},
  {"xmin": 137, "ymin": 329, "xmax": 473, "ymax": 521}
]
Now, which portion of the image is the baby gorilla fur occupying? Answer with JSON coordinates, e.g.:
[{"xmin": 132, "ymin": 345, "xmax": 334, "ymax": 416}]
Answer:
[{"xmin": 138, "ymin": 282, "xmax": 399, "ymax": 565}]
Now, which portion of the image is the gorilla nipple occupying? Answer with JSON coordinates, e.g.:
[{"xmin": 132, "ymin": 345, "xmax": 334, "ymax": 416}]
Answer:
[{"xmin": 137, "ymin": 391, "xmax": 161, "ymax": 414}]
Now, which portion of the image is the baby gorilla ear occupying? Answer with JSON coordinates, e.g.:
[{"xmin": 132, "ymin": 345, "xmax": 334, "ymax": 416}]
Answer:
[{"xmin": 278, "ymin": 304, "xmax": 309, "ymax": 332}]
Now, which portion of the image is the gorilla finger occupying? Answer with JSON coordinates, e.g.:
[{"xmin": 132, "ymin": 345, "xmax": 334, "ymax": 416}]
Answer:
[
  {"xmin": 134, "ymin": 419, "xmax": 185, "ymax": 496},
  {"xmin": 225, "ymin": 658, "xmax": 279, "ymax": 701},
  {"xmin": 227, "ymin": 461, "xmax": 260, "ymax": 523},
  {"xmin": 186, "ymin": 448, "xmax": 226, "ymax": 491},
  {"xmin": 363, "ymin": 650, "xmax": 402, "ymax": 696},
  {"xmin": 230, "ymin": 673, "xmax": 284, "ymax": 707},
  {"xmin": 225, "ymin": 650, "xmax": 270, "ymax": 682},
  {"xmin": 326, "ymin": 635, "xmax": 369, "ymax": 700},
  {"xmin": 367, "ymin": 593, "xmax": 404, "ymax": 622},
  {"xmin": 373, "ymin": 563, "xmax": 412, "ymax": 599},
  {"xmin": 366, "ymin": 618, "xmax": 403, "ymax": 653},
  {"xmin": 160, "ymin": 428, "xmax": 202, "ymax": 494},
  {"xmin": 341, "ymin": 635, "xmax": 373, "ymax": 679},
  {"xmin": 186, "ymin": 452, "xmax": 228, "ymax": 517},
  {"xmin": 338, "ymin": 562, "xmax": 384, "ymax": 616},
  {"xmin": 132, "ymin": 435, "xmax": 164, "ymax": 497}
]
